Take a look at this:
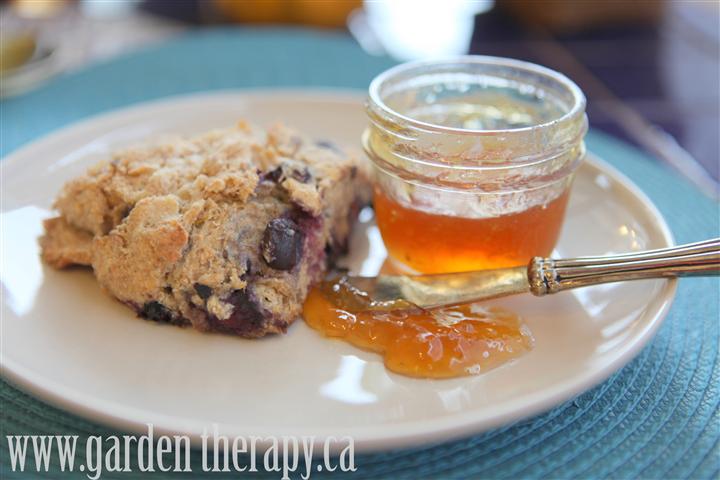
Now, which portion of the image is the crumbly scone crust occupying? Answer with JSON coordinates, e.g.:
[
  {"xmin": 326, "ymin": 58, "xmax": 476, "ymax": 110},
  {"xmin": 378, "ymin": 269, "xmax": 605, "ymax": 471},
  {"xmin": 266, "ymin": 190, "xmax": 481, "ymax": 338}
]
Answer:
[{"xmin": 40, "ymin": 122, "xmax": 371, "ymax": 337}]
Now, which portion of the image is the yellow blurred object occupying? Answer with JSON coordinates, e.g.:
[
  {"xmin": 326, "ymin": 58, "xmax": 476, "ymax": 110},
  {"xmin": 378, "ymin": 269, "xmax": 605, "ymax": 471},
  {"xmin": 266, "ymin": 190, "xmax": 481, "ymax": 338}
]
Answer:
[
  {"xmin": 0, "ymin": 33, "xmax": 37, "ymax": 74},
  {"xmin": 11, "ymin": 0, "xmax": 69, "ymax": 19},
  {"xmin": 293, "ymin": 0, "xmax": 360, "ymax": 27},
  {"xmin": 213, "ymin": 0, "xmax": 361, "ymax": 28}
]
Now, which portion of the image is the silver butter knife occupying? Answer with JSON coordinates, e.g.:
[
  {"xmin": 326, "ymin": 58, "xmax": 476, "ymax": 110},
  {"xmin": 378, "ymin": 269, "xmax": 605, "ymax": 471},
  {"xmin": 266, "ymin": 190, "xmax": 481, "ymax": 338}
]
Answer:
[{"xmin": 337, "ymin": 238, "xmax": 720, "ymax": 310}]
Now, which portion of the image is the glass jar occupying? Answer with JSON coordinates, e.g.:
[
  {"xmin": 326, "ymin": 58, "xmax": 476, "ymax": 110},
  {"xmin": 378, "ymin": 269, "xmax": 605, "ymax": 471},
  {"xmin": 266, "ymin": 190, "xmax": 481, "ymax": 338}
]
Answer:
[{"xmin": 363, "ymin": 56, "xmax": 587, "ymax": 274}]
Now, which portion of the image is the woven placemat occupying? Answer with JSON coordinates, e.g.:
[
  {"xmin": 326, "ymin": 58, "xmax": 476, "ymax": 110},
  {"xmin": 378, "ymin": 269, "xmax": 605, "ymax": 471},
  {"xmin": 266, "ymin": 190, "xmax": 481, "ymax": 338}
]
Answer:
[{"xmin": 1, "ymin": 29, "xmax": 718, "ymax": 479}]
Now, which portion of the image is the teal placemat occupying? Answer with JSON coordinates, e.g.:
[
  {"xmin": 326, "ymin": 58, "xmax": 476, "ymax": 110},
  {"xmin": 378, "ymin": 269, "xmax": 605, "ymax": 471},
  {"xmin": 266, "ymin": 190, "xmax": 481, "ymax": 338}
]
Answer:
[{"xmin": 1, "ymin": 28, "xmax": 718, "ymax": 479}]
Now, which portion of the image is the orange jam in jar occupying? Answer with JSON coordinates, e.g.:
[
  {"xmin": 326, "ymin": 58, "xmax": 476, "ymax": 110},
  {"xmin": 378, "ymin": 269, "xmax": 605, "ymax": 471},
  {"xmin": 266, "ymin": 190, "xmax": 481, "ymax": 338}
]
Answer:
[
  {"xmin": 374, "ymin": 187, "xmax": 570, "ymax": 273},
  {"xmin": 364, "ymin": 56, "xmax": 587, "ymax": 273}
]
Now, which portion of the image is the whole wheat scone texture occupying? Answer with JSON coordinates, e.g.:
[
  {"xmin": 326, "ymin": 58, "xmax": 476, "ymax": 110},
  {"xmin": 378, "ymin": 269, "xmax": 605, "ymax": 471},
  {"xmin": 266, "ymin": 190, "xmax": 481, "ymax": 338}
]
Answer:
[{"xmin": 40, "ymin": 122, "xmax": 371, "ymax": 337}]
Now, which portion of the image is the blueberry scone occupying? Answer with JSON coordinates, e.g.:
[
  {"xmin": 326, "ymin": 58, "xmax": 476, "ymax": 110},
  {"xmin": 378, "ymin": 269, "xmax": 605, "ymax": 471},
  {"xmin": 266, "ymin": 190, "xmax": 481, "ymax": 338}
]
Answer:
[{"xmin": 40, "ymin": 122, "xmax": 371, "ymax": 337}]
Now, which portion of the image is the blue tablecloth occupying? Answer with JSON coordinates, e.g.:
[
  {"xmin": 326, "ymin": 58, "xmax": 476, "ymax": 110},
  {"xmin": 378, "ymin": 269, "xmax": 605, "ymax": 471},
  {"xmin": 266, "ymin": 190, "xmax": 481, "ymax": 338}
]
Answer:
[{"xmin": 2, "ymin": 29, "xmax": 718, "ymax": 479}]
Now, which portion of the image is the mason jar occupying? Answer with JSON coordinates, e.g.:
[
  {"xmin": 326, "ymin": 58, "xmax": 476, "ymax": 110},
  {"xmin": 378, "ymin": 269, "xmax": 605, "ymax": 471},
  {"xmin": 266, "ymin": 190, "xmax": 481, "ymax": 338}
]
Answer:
[{"xmin": 363, "ymin": 56, "xmax": 587, "ymax": 274}]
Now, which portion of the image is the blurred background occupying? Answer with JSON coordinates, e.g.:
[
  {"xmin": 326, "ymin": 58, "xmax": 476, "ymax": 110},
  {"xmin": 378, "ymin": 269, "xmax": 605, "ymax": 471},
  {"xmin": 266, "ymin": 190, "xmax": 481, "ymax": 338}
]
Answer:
[{"xmin": 1, "ymin": 0, "xmax": 718, "ymax": 196}]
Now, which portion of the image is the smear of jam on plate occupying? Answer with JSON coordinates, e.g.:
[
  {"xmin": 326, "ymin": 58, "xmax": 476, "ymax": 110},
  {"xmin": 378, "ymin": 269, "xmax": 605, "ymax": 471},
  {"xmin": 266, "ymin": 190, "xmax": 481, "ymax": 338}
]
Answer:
[{"xmin": 303, "ymin": 275, "xmax": 534, "ymax": 379}]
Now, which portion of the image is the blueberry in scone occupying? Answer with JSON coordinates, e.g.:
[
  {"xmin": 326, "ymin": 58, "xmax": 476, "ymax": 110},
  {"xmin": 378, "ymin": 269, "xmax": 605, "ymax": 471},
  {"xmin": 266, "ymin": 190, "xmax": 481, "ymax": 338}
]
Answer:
[{"xmin": 40, "ymin": 122, "xmax": 371, "ymax": 337}]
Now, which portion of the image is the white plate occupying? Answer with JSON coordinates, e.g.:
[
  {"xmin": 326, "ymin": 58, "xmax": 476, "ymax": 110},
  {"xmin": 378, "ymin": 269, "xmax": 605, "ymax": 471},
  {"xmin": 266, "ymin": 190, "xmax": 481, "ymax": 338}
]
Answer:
[{"xmin": 0, "ymin": 91, "xmax": 675, "ymax": 452}]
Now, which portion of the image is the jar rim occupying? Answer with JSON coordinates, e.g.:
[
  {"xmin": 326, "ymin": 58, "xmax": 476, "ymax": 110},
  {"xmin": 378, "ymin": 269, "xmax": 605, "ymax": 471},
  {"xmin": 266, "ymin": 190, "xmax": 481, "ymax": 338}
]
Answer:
[{"xmin": 368, "ymin": 55, "xmax": 586, "ymax": 136}]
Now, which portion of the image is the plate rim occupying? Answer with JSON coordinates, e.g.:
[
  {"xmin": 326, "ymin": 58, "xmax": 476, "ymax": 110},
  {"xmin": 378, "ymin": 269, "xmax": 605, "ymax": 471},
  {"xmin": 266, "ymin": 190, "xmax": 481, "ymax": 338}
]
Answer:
[{"xmin": 0, "ymin": 90, "xmax": 677, "ymax": 452}]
